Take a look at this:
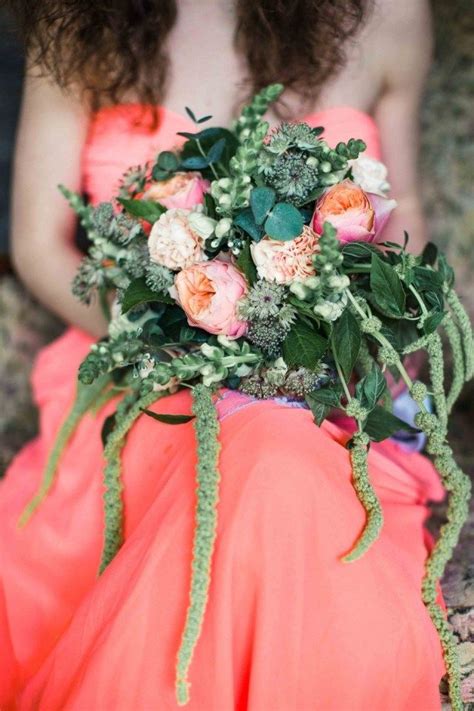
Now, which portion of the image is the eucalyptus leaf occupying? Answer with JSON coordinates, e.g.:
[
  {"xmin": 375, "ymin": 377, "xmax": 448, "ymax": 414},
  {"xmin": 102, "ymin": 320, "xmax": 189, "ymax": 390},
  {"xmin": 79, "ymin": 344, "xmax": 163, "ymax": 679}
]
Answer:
[
  {"xmin": 370, "ymin": 254, "xmax": 406, "ymax": 318},
  {"xmin": 264, "ymin": 203, "xmax": 304, "ymax": 241},
  {"xmin": 118, "ymin": 198, "xmax": 166, "ymax": 223},
  {"xmin": 207, "ymin": 138, "xmax": 226, "ymax": 164},
  {"xmin": 121, "ymin": 278, "xmax": 173, "ymax": 314},
  {"xmin": 250, "ymin": 187, "xmax": 276, "ymax": 225},
  {"xmin": 157, "ymin": 151, "xmax": 179, "ymax": 171},
  {"xmin": 331, "ymin": 309, "xmax": 361, "ymax": 380},
  {"xmin": 180, "ymin": 156, "xmax": 209, "ymax": 170},
  {"xmin": 234, "ymin": 209, "xmax": 264, "ymax": 241},
  {"xmin": 363, "ymin": 405, "xmax": 418, "ymax": 442},
  {"xmin": 282, "ymin": 320, "xmax": 328, "ymax": 369},
  {"xmin": 141, "ymin": 409, "xmax": 195, "ymax": 425}
]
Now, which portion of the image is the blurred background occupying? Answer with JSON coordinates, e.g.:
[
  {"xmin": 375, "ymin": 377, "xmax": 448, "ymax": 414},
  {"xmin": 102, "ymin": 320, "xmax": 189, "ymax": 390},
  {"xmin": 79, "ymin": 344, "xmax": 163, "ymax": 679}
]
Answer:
[{"xmin": 0, "ymin": 1, "xmax": 473, "ymax": 703}]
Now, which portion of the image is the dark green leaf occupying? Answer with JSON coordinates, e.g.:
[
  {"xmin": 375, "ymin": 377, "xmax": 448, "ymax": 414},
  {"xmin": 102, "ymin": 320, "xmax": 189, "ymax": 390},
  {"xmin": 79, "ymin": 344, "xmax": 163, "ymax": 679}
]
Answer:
[
  {"xmin": 141, "ymin": 408, "xmax": 195, "ymax": 425},
  {"xmin": 236, "ymin": 242, "xmax": 258, "ymax": 285},
  {"xmin": 305, "ymin": 395, "xmax": 330, "ymax": 426},
  {"xmin": 355, "ymin": 364, "xmax": 386, "ymax": 411},
  {"xmin": 250, "ymin": 187, "xmax": 276, "ymax": 225},
  {"xmin": 141, "ymin": 318, "xmax": 166, "ymax": 347},
  {"xmin": 207, "ymin": 138, "xmax": 226, "ymax": 164},
  {"xmin": 306, "ymin": 386, "xmax": 342, "ymax": 408},
  {"xmin": 412, "ymin": 266, "xmax": 444, "ymax": 291},
  {"xmin": 342, "ymin": 241, "xmax": 378, "ymax": 264},
  {"xmin": 331, "ymin": 308, "xmax": 361, "ymax": 380},
  {"xmin": 422, "ymin": 242, "xmax": 438, "ymax": 266},
  {"xmin": 101, "ymin": 413, "xmax": 116, "ymax": 446},
  {"xmin": 282, "ymin": 320, "xmax": 328, "ymax": 369},
  {"xmin": 264, "ymin": 203, "xmax": 304, "ymax": 241},
  {"xmin": 363, "ymin": 405, "xmax": 418, "ymax": 442},
  {"xmin": 118, "ymin": 198, "xmax": 166, "ymax": 223},
  {"xmin": 234, "ymin": 209, "xmax": 264, "ymax": 241},
  {"xmin": 197, "ymin": 114, "xmax": 213, "ymax": 124},
  {"xmin": 370, "ymin": 253, "xmax": 406, "ymax": 318},
  {"xmin": 185, "ymin": 106, "xmax": 197, "ymax": 122},
  {"xmin": 438, "ymin": 254, "xmax": 455, "ymax": 289},
  {"xmin": 121, "ymin": 278, "xmax": 173, "ymax": 314},
  {"xmin": 423, "ymin": 310, "xmax": 445, "ymax": 335}
]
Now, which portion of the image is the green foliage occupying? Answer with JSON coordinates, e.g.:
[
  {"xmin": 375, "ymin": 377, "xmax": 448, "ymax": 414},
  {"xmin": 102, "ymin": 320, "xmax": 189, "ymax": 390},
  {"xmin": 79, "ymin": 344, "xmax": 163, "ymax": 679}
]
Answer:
[
  {"xmin": 118, "ymin": 197, "xmax": 166, "ymax": 223},
  {"xmin": 121, "ymin": 277, "xmax": 173, "ymax": 313},
  {"xmin": 141, "ymin": 409, "xmax": 195, "ymax": 425},
  {"xmin": 283, "ymin": 320, "xmax": 328, "ymax": 369},
  {"xmin": 236, "ymin": 243, "xmax": 258, "ymax": 285},
  {"xmin": 331, "ymin": 309, "xmax": 361, "ymax": 380},
  {"xmin": 369, "ymin": 254, "xmax": 406, "ymax": 318},
  {"xmin": 363, "ymin": 406, "xmax": 417, "ymax": 442},
  {"xmin": 250, "ymin": 186, "xmax": 276, "ymax": 224}
]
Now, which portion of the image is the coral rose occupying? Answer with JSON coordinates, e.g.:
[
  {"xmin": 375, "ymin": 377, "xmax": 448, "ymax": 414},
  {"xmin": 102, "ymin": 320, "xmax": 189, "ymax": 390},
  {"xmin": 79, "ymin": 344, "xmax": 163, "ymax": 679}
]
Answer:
[
  {"xmin": 143, "ymin": 172, "xmax": 209, "ymax": 210},
  {"xmin": 312, "ymin": 179, "xmax": 396, "ymax": 244},
  {"xmin": 250, "ymin": 225, "xmax": 319, "ymax": 285},
  {"xmin": 148, "ymin": 208, "xmax": 207, "ymax": 271},
  {"xmin": 174, "ymin": 260, "xmax": 248, "ymax": 338}
]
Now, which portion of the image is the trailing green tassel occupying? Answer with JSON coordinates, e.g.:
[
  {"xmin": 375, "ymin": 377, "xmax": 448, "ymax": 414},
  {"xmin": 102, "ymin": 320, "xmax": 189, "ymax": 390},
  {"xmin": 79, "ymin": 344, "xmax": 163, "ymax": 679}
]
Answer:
[
  {"xmin": 99, "ymin": 389, "xmax": 164, "ymax": 574},
  {"xmin": 18, "ymin": 375, "xmax": 111, "ymax": 527},
  {"xmin": 447, "ymin": 290, "xmax": 474, "ymax": 380},
  {"xmin": 443, "ymin": 315, "xmax": 465, "ymax": 413},
  {"xmin": 342, "ymin": 431, "xmax": 384, "ymax": 562},
  {"xmin": 419, "ymin": 424, "xmax": 472, "ymax": 711},
  {"xmin": 175, "ymin": 385, "xmax": 221, "ymax": 706},
  {"xmin": 426, "ymin": 333, "xmax": 448, "ymax": 434}
]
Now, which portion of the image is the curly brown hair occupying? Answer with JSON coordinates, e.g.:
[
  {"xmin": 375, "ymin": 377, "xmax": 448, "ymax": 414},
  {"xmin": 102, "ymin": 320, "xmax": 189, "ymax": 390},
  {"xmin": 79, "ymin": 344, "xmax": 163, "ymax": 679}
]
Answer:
[{"xmin": 4, "ymin": 0, "xmax": 370, "ymax": 111}]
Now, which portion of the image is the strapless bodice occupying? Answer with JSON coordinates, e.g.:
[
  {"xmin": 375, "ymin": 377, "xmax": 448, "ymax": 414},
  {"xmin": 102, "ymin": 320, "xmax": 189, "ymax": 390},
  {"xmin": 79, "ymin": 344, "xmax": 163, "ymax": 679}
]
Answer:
[{"xmin": 82, "ymin": 104, "xmax": 382, "ymax": 204}]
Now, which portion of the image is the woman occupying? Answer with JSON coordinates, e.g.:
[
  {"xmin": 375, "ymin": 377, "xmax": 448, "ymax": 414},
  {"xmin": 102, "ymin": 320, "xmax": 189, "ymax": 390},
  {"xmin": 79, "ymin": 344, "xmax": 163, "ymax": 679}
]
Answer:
[{"xmin": 1, "ymin": 1, "xmax": 446, "ymax": 708}]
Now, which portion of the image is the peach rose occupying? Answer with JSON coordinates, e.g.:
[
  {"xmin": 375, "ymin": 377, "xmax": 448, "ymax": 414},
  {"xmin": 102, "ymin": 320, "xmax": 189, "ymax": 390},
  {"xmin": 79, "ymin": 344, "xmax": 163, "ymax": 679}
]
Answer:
[
  {"xmin": 148, "ymin": 208, "xmax": 206, "ymax": 271},
  {"xmin": 312, "ymin": 179, "xmax": 396, "ymax": 244},
  {"xmin": 174, "ymin": 260, "xmax": 248, "ymax": 339},
  {"xmin": 250, "ymin": 225, "xmax": 319, "ymax": 285},
  {"xmin": 143, "ymin": 172, "xmax": 210, "ymax": 210}
]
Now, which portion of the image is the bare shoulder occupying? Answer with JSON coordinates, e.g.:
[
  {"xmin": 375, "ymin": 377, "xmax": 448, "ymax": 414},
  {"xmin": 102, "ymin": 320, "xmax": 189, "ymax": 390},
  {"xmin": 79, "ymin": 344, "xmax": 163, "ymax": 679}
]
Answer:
[{"xmin": 369, "ymin": 0, "xmax": 433, "ymax": 87}]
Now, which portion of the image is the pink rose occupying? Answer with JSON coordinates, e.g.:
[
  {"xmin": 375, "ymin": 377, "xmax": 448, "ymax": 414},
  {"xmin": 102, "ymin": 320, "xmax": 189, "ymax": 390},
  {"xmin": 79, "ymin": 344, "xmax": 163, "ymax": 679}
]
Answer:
[
  {"xmin": 312, "ymin": 179, "xmax": 396, "ymax": 244},
  {"xmin": 143, "ymin": 172, "xmax": 210, "ymax": 210},
  {"xmin": 174, "ymin": 260, "xmax": 248, "ymax": 339},
  {"xmin": 250, "ymin": 225, "xmax": 319, "ymax": 284}
]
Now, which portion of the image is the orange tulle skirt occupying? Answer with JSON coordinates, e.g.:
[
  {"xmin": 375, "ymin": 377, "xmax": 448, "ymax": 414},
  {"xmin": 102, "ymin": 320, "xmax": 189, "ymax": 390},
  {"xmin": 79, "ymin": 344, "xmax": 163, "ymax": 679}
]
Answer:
[{"xmin": 0, "ymin": 327, "xmax": 446, "ymax": 709}]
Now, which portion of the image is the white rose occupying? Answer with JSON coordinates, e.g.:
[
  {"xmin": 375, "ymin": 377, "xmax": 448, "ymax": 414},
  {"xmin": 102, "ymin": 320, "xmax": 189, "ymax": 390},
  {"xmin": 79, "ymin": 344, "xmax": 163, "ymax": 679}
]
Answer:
[
  {"xmin": 349, "ymin": 156, "xmax": 390, "ymax": 196},
  {"xmin": 148, "ymin": 208, "xmax": 207, "ymax": 271}
]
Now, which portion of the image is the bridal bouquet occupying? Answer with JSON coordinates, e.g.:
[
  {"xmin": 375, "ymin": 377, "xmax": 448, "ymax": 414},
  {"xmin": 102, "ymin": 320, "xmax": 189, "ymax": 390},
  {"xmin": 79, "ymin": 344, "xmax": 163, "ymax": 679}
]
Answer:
[{"xmin": 22, "ymin": 85, "xmax": 473, "ymax": 708}]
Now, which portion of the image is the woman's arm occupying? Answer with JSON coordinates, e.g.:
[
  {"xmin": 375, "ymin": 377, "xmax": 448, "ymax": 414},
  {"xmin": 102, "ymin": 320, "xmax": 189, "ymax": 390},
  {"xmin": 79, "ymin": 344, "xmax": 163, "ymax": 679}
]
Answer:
[
  {"xmin": 11, "ymin": 72, "xmax": 108, "ymax": 337},
  {"xmin": 373, "ymin": 0, "xmax": 433, "ymax": 253}
]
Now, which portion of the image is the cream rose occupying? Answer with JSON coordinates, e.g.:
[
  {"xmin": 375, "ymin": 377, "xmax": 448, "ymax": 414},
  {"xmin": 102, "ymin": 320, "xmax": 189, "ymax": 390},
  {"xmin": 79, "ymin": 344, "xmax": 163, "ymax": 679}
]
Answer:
[
  {"xmin": 349, "ymin": 156, "xmax": 390, "ymax": 196},
  {"xmin": 148, "ymin": 208, "xmax": 207, "ymax": 271},
  {"xmin": 250, "ymin": 225, "xmax": 319, "ymax": 285}
]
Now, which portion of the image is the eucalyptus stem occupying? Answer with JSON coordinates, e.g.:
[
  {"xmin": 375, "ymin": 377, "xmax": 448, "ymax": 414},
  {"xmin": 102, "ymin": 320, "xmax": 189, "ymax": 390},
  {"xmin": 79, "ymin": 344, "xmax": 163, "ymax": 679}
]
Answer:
[
  {"xmin": 196, "ymin": 139, "xmax": 219, "ymax": 181},
  {"xmin": 99, "ymin": 389, "xmax": 165, "ymax": 573},
  {"xmin": 18, "ymin": 375, "xmax": 111, "ymax": 527},
  {"xmin": 175, "ymin": 385, "xmax": 221, "ymax": 706},
  {"xmin": 443, "ymin": 315, "xmax": 465, "ymax": 413}
]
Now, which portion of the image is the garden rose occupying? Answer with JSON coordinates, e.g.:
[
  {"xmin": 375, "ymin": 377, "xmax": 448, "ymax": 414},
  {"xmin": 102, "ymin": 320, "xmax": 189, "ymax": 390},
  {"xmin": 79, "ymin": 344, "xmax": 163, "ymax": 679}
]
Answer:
[
  {"xmin": 143, "ymin": 172, "xmax": 209, "ymax": 210},
  {"xmin": 174, "ymin": 260, "xmax": 248, "ymax": 338},
  {"xmin": 312, "ymin": 179, "xmax": 396, "ymax": 244},
  {"xmin": 148, "ymin": 208, "xmax": 206, "ymax": 271},
  {"xmin": 349, "ymin": 156, "xmax": 390, "ymax": 196},
  {"xmin": 250, "ymin": 225, "xmax": 319, "ymax": 284}
]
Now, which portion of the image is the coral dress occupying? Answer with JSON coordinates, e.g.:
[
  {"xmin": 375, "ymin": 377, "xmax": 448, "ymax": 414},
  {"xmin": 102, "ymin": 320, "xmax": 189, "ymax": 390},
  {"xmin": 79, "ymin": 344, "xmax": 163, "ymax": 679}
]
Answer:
[{"xmin": 0, "ymin": 105, "xmax": 447, "ymax": 710}]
